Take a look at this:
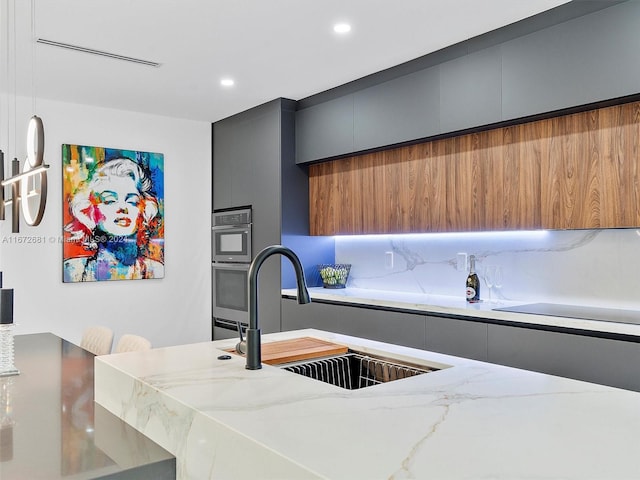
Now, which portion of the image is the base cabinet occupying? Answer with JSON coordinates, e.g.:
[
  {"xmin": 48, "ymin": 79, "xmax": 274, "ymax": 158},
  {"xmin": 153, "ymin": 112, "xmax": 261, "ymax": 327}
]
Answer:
[
  {"xmin": 283, "ymin": 297, "xmax": 640, "ymax": 392},
  {"xmin": 282, "ymin": 299, "xmax": 426, "ymax": 350},
  {"xmin": 425, "ymin": 315, "xmax": 488, "ymax": 362},
  {"xmin": 487, "ymin": 324, "xmax": 640, "ymax": 392}
]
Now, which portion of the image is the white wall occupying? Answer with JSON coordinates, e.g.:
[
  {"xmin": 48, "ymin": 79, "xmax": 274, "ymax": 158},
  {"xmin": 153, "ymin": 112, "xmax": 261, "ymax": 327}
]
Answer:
[{"xmin": 0, "ymin": 96, "xmax": 211, "ymax": 348}]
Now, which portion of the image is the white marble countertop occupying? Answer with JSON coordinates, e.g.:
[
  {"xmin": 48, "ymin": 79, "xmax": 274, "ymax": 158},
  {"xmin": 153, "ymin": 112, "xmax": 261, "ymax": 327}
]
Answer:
[
  {"xmin": 282, "ymin": 287, "xmax": 640, "ymax": 338},
  {"xmin": 95, "ymin": 329, "xmax": 640, "ymax": 479}
]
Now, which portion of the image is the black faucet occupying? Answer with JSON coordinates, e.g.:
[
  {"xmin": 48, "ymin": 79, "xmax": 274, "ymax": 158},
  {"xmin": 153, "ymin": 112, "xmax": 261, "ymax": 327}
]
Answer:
[{"xmin": 246, "ymin": 245, "xmax": 311, "ymax": 370}]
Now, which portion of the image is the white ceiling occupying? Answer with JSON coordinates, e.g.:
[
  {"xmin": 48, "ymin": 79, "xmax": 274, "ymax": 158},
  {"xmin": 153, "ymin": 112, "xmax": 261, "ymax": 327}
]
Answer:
[{"xmin": 2, "ymin": 0, "xmax": 569, "ymax": 123}]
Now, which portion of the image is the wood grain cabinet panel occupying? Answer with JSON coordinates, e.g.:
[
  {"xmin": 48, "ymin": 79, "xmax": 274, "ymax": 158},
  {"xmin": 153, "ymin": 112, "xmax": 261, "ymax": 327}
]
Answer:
[
  {"xmin": 384, "ymin": 144, "xmax": 447, "ymax": 233},
  {"xmin": 309, "ymin": 101, "xmax": 640, "ymax": 235},
  {"xmin": 310, "ymin": 128, "xmax": 541, "ymax": 234},
  {"xmin": 541, "ymin": 103, "xmax": 640, "ymax": 229},
  {"xmin": 509, "ymin": 123, "xmax": 543, "ymax": 230},
  {"xmin": 603, "ymin": 103, "xmax": 640, "ymax": 227},
  {"xmin": 544, "ymin": 112, "xmax": 601, "ymax": 229}
]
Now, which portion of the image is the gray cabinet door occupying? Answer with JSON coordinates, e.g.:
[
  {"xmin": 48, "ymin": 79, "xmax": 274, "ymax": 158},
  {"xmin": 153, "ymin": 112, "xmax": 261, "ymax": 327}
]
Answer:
[
  {"xmin": 502, "ymin": 1, "xmax": 640, "ymax": 121},
  {"xmin": 213, "ymin": 102, "xmax": 281, "ymax": 239},
  {"xmin": 354, "ymin": 66, "xmax": 440, "ymax": 152},
  {"xmin": 282, "ymin": 299, "xmax": 426, "ymax": 349},
  {"xmin": 439, "ymin": 46, "xmax": 502, "ymax": 133},
  {"xmin": 282, "ymin": 298, "xmax": 321, "ymax": 331},
  {"xmin": 487, "ymin": 324, "xmax": 640, "ymax": 392},
  {"xmin": 212, "ymin": 120, "xmax": 237, "ymax": 210},
  {"xmin": 295, "ymin": 95, "xmax": 354, "ymax": 164},
  {"xmin": 425, "ymin": 315, "xmax": 488, "ymax": 361},
  {"xmin": 213, "ymin": 106, "xmax": 279, "ymax": 210}
]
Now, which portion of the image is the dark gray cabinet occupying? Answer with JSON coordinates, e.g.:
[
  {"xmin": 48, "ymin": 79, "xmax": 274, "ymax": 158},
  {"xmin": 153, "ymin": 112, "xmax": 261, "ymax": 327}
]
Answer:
[
  {"xmin": 211, "ymin": 119, "xmax": 235, "ymax": 208},
  {"xmin": 282, "ymin": 299, "xmax": 426, "ymax": 350},
  {"xmin": 213, "ymin": 101, "xmax": 290, "ymax": 334},
  {"xmin": 487, "ymin": 324, "xmax": 640, "ymax": 392},
  {"xmin": 501, "ymin": 1, "xmax": 640, "ymax": 121},
  {"xmin": 295, "ymin": 95, "xmax": 354, "ymax": 164},
  {"xmin": 283, "ymin": 296, "xmax": 640, "ymax": 392},
  {"xmin": 425, "ymin": 315, "xmax": 488, "ymax": 362},
  {"xmin": 353, "ymin": 66, "xmax": 440, "ymax": 152},
  {"xmin": 213, "ymin": 102, "xmax": 281, "ymax": 212},
  {"xmin": 439, "ymin": 46, "xmax": 502, "ymax": 133},
  {"xmin": 295, "ymin": 1, "xmax": 640, "ymax": 164},
  {"xmin": 213, "ymin": 99, "xmax": 334, "ymax": 336}
]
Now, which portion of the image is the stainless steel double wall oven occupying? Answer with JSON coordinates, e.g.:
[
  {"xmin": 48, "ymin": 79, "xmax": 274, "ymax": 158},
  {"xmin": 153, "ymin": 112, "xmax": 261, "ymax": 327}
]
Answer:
[{"xmin": 212, "ymin": 206, "xmax": 252, "ymax": 339}]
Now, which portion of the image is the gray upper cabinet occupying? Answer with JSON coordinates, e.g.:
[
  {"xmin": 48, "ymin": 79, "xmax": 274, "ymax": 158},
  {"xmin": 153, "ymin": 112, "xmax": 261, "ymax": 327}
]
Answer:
[
  {"xmin": 502, "ymin": 1, "xmax": 640, "ymax": 120},
  {"xmin": 295, "ymin": 95, "xmax": 354, "ymax": 164},
  {"xmin": 294, "ymin": 2, "xmax": 639, "ymax": 164},
  {"xmin": 353, "ymin": 66, "xmax": 440, "ymax": 152},
  {"xmin": 212, "ymin": 119, "xmax": 237, "ymax": 209},
  {"xmin": 440, "ymin": 47, "xmax": 502, "ymax": 133},
  {"xmin": 213, "ymin": 104, "xmax": 280, "ymax": 212}
]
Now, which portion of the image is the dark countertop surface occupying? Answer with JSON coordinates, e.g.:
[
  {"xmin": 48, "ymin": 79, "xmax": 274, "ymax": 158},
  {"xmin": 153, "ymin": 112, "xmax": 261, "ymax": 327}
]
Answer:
[{"xmin": 0, "ymin": 332, "xmax": 175, "ymax": 480}]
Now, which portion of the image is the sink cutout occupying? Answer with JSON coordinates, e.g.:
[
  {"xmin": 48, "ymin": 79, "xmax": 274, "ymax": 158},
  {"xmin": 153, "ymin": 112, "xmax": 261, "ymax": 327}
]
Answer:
[{"xmin": 280, "ymin": 350, "xmax": 446, "ymax": 390}]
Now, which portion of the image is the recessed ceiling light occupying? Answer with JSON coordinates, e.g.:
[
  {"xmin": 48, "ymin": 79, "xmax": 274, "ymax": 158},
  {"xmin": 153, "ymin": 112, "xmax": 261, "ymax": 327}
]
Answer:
[
  {"xmin": 333, "ymin": 23, "xmax": 351, "ymax": 34},
  {"xmin": 220, "ymin": 78, "xmax": 235, "ymax": 87}
]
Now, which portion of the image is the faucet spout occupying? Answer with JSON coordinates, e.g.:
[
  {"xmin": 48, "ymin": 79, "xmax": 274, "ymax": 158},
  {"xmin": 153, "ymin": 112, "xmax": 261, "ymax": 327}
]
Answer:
[{"xmin": 246, "ymin": 245, "xmax": 311, "ymax": 370}]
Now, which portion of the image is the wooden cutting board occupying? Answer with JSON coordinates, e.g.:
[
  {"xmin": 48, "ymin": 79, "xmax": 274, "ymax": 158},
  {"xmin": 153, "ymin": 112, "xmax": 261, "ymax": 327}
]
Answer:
[{"xmin": 227, "ymin": 336, "xmax": 348, "ymax": 365}]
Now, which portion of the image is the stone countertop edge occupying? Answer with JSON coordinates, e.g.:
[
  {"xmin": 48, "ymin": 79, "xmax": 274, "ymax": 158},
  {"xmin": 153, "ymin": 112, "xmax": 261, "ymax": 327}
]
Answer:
[
  {"xmin": 282, "ymin": 287, "xmax": 640, "ymax": 339},
  {"xmin": 94, "ymin": 329, "xmax": 640, "ymax": 480}
]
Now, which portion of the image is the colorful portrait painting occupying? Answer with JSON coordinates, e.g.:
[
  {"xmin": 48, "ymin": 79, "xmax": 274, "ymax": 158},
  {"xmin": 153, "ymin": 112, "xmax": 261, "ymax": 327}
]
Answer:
[{"xmin": 62, "ymin": 144, "xmax": 165, "ymax": 282}]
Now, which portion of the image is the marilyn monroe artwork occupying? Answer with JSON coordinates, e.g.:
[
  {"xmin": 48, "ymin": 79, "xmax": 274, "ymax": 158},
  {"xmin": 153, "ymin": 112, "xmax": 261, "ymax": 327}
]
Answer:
[{"xmin": 62, "ymin": 144, "xmax": 164, "ymax": 282}]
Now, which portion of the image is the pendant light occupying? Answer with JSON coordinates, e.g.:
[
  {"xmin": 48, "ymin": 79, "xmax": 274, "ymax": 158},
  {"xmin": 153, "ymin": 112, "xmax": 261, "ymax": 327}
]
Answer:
[{"xmin": 0, "ymin": 0, "xmax": 48, "ymax": 233}]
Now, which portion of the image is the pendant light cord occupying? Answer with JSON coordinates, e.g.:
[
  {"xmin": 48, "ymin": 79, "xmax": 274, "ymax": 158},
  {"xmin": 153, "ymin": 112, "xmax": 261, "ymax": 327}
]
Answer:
[
  {"xmin": 12, "ymin": 0, "xmax": 17, "ymax": 158},
  {"xmin": 1, "ymin": 0, "xmax": 7, "ymax": 152},
  {"xmin": 31, "ymin": 0, "xmax": 36, "ymax": 115}
]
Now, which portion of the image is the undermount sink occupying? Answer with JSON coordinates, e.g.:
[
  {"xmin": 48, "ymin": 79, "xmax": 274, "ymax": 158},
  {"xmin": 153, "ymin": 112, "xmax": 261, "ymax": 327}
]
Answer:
[{"xmin": 279, "ymin": 349, "xmax": 449, "ymax": 390}]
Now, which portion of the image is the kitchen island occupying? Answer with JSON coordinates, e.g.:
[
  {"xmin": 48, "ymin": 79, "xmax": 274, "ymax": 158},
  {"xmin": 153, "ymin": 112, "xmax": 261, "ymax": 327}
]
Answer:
[{"xmin": 95, "ymin": 329, "xmax": 640, "ymax": 479}]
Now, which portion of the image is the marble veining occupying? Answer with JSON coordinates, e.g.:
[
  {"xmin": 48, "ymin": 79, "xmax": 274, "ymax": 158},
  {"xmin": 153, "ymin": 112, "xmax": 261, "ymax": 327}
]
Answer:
[
  {"xmin": 336, "ymin": 229, "xmax": 640, "ymax": 311},
  {"xmin": 95, "ymin": 330, "xmax": 640, "ymax": 480},
  {"xmin": 390, "ymin": 403, "xmax": 450, "ymax": 480},
  {"xmin": 285, "ymin": 286, "xmax": 640, "ymax": 338}
]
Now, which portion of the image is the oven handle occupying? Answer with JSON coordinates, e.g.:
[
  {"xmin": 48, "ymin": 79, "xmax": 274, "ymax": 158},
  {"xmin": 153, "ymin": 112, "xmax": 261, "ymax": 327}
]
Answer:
[
  {"xmin": 214, "ymin": 318, "xmax": 248, "ymax": 332},
  {"xmin": 212, "ymin": 224, "xmax": 251, "ymax": 230},
  {"xmin": 212, "ymin": 264, "xmax": 250, "ymax": 271}
]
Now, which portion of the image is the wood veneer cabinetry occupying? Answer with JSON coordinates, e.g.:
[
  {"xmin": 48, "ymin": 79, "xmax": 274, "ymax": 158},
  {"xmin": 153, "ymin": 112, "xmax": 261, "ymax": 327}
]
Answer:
[
  {"xmin": 543, "ymin": 104, "xmax": 640, "ymax": 229},
  {"xmin": 309, "ymin": 101, "xmax": 640, "ymax": 235}
]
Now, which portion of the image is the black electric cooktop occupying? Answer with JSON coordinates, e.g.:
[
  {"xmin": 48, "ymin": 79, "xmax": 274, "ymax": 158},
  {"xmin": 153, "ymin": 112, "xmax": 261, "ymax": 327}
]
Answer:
[{"xmin": 494, "ymin": 303, "xmax": 640, "ymax": 326}]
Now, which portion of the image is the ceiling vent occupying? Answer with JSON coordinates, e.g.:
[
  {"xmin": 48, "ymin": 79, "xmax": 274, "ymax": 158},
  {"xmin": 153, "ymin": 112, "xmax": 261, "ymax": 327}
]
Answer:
[{"xmin": 36, "ymin": 38, "xmax": 161, "ymax": 67}]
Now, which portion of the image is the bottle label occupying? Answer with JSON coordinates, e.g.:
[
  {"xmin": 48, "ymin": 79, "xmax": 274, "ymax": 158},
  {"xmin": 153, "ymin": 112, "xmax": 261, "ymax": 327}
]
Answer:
[{"xmin": 466, "ymin": 287, "xmax": 476, "ymax": 301}]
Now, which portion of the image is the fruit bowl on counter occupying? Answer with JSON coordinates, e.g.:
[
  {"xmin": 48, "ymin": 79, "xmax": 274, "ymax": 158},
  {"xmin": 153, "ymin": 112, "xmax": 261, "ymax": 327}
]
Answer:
[{"xmin": 318, "ymin": 264, "xmax": 351, "ymax": 288}]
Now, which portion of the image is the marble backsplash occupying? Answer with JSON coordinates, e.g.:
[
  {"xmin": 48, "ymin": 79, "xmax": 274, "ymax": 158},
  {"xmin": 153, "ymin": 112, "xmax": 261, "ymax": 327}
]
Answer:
[{"xmin": 335, "ymin": 229, "xmax": 640, "ymax": 310}]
